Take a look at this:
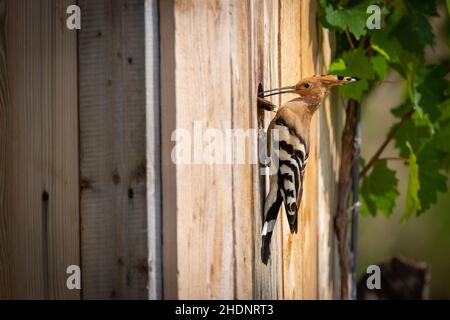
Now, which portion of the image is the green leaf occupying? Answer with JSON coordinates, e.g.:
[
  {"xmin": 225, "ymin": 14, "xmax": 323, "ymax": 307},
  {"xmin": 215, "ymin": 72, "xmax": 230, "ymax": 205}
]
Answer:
[
  {"xmin": 416, "ymin": 143, "xmax": 448, "ymax": 214},
  {"xmin": 391, "ymin": 103, "xmax": 411, "ymax": 118},
  {"xmin": 408, "ymin": 0, "xmax": 439, "ymax": 17},
  {"xmin": 389, "ymin": 0, "xmax": 437, "ymax": 57},
  {"xmin": 413, "ymin": 65, "xmax": 448, "ymax": 122},
  {"xmin": 432, "ymin": 105, "xmax": 450, "ymax": 170},
  {"xmin": 439, "ymin": 99, "xmax": 450, "ymax": 121},
  {"xmin": 370, "ymin": 55, "xmax": 388, "ymax": 80},
  {"xmin": 395, "ymin": 96, "xmax": 450, "ymax": 216},
  {"xmin": 370, "ymin": 8, "xmax": 405, "ymax": 64},
  {"xmin": 402, "ymin": 144, "xmax": 421, "ymax": 222},
  {"xmin": 371, "ymin": 7, "xmax": 431, "ymax": 76},
  {"xmin": 322, "ymin": 0, "xmax": 379, "ymax": 40},
  {"xmin": 393, "ymin": 111, "xmax": 433, "ymax": 158},
  {"xmin": 329, "ymin": 48, "xmax": 375, "ymax": 101},
  {"xmin": 392, "ymin": 14, "xmax": 435, "ymax": 55},
  {"xmin": 371, "ymin": 32, "xmax": 403, "ymax": 65},
  {"xmin": 447, "ymin": 0, "xmax": 450, "ymax": 16},
  {"xmin": 361, "ymin": 161, "xmax": 400, "ymax": 217}
]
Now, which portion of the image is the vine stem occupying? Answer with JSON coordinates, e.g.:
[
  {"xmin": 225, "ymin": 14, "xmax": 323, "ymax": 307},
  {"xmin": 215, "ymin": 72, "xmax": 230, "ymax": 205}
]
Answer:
[
  {"xmin": 375, "ymin": 80, "xmax": 407, "ymax": 85},
  {"xmin": 361, "ymin": 109, "xmax": 415, "ymax": 179},
  {"xmin": 335, "ymin": 99, "xmax": 359, "ymax": 300},
  {"xmin": 344, "ymin": 28, "xmax": 355, "ymax": 49},
  {"xmin": 377, "ymin": 157, "xmax": 409, "ymax": 163},
  {"xmin": 345, "ymin": 28, "xmax": 355, "ymax": 49}
]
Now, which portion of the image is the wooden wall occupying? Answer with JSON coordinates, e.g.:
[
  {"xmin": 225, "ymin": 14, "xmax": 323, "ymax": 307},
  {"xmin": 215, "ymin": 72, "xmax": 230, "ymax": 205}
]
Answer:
[
  {"xmin": 160, "ymin": 0, "xmax": 340, "ymax": 299},
  {"xmin": 1, "ymin": 0, "xmax": 79, "ymax": 299},
  {"xmin": 0, "ymin": 0, "xmax": 161, "ymax": 300},
  {"xmin": 0, "ymin": 0, "xmax": 9, "ymax": 298},
  {"xmin": 78, "ymin": 0, "xmax": 161, "ymax": 299},
  {"xmin": 0, "ymin": 0, "xmax": 340, "ymax": 300}
]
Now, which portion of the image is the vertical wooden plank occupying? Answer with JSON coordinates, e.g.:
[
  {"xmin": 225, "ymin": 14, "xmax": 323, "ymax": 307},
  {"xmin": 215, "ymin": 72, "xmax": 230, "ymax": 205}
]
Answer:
[
  {"xmin": 253, "ymin": 0, "xmax": 283, "ymax": 300},
  {"xmin": 4, "ymin": 0, "xmax": 79, "ymax": 299},
  {"xmin": 49, "ymin": 0, "xmax": 80, "ymax": 299},
  {"xmin": 175, "ymin": 0, "xmax": 234, "ymax": 300},
  {"xmin": 277, "ymin": 0, "xmax": 320, "ymax": 299},
  {"xmin": 250, "ymin": 0, "xmax": 265, "ymax": 299},
  {"xmin": 79, "ymin": 0, "xmax": 151, "ymax": 299},
  {"xmin": 0, "ymin": 0, "xmax": 10, "ymax": 299},
  {"xmin": 161, "ymin": 0, "xmax": 258, "ymax": 299},
  {"xmin": 145, "ymin": 0, "xmax": 162, "ymax": 300},
  {"xmin": 278, "ymin": 0, "xmax": 304, "ymax": 300},
  {"xmin": 299, "ymin": 0, "xmax": 320, "ymax": 299},
  {"xmin": 159, "ymin": 0, "xmax": 178, "ymax": 299},
  {"xmin": 265, "ymin": 0, "xmax": 284, "ymax": 300},
  {"xmin": 229, "ymin": 0, "xmax": 253, "ymax": 299},
  {"xmin": 317, "ymin": 28, "xmax": 340, "ymax": 300}
]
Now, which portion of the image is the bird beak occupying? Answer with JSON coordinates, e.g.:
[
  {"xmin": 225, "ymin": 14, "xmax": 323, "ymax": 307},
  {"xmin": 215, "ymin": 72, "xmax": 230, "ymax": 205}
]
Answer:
[{"xmin": 260, "ymin": 85, "xmax": 297, "ymax": 98}]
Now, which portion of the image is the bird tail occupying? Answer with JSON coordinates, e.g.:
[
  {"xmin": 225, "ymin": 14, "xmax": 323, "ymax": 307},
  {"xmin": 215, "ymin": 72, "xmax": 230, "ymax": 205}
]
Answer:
[
  {"xmin": 284, "ymin": 202, "xmax": 298, "ymax": 234},
  {"xmin": 261, "ymin": 184, "xmax": 282, "ymax": 265}
]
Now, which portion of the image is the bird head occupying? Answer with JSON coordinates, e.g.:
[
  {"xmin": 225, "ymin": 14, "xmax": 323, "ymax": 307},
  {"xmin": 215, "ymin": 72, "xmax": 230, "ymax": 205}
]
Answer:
[{"xmin": 261, "ymin": 75, "xmax": 359, "ymax": 112}]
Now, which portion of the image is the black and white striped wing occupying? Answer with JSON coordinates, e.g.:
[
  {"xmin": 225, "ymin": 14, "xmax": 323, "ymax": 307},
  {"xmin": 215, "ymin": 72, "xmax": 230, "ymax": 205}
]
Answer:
[{"xmin": 274, "ymin": 118, "xmax": 308, "ymax": 234}]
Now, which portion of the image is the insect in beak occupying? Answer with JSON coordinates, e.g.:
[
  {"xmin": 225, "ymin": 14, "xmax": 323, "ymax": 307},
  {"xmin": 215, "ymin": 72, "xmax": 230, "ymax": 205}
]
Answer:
[{"xmin": 260, "ymin": 85, "xmax": 297, "ymax": 98}]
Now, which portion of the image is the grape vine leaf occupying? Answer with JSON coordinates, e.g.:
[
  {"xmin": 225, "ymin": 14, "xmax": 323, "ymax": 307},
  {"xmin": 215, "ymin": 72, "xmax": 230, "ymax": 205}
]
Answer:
[
  {"xmin": 393, "ymin": 111, "xmax": 433, "ymax": 158},
  {"xmin": 371, "ymin": 55, "xmax": 388, "ymax": 80},
  {"xmin": 402, "ymin": 143, "xmax": 420, "ymax": 222},
  {"xmin": 416, "ymin": 143, "xmax": 448, "ymax": 214},
  {"xmin": 361, "ymin": 161, "xmax": 400, "ymax": 217},
  {"xmin": 371, "ymin": 7, "xmax": 430, "ymax": 76},
  {"xmin": 329, "ymin": 48, "xmax": 375, "ymax": 101},
  {"xmin": 392, "ymin": 13, "xmax": 435, "ymax": 56},
  {"xmin": 413, "ymin": 65, "xmax": 448, "ymax": 122},
  {"xmin": 321, "ymin": 0, "xmax": 380, "ymax": 40},
  {"xmin": 408, "ymin": 0, "xmax": 439, "ymax": 17}
]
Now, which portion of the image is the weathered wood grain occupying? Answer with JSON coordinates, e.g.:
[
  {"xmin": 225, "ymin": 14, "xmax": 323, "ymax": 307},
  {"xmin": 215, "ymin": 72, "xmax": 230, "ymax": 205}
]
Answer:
[
  {"xmin": 173, "ymin": 0, "xmax": 234, "ymax": 300},
  {"xmin": 161, "ymin": 0, "xmax": 262, "ymax": 299},
  {"xmin": 298, "ymin": 0, "xmax": 320, "ymax": 299},
  {"xmin": 0, "ymin": 0, "xmax": 10, "ymax": 299},
  {"xmin": 4, "ymin": 0, "xmax": 79, "ymax": 299},
  {"xmin": 159, "ymin": 0, "xmax": 178, "ymax": 300},
  {"xmin": 317, "ymin": 28, "xmax": 341, "ymax": 300},
  {"xmin": 253, "ymin": 0, "xmax": 283, "ymax": 300},
  {"xmin": 144, "ymin": 0, "xmax": 162, "ymax": 300},
  {"xmin": 158, "ymin": 0, "xmax": 338, "ymax": 300},
  {"xmin": 79, "ymin": 0, "xmax": 151, "ymax": 299},
  {"xmin": 229, "ymin": 0, "xmax": 253, "ymax": 299},
  {"xmin": 278, "ymin": 0, "xmax": 305, "ymax": 299}
]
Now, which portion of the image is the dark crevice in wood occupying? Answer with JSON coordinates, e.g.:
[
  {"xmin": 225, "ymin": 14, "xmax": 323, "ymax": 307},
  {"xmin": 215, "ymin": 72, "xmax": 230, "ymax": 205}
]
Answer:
[{"xmin": 41, "ymin": 190, "xmax": 50, "ymax": 300}]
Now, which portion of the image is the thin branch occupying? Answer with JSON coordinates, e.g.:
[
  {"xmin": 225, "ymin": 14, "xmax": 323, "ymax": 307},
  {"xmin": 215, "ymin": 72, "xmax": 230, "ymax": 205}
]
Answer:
[
  {"xmin": 359, "ymin": 34, "xmax": 369, "ymax": 48},
  {"xmin": 344, "ymin": 28, "xmax": 355, "ymax": 49},
  {"xmin": 375, "ymin": 80, "xmax": 407, "ymax": 85},
  {"xmin": 361, "ymin": 109, "xmax": 415, "ymax": 178},
  {"xmin": 377, "ymin": 157, "xmax": 409, "ymax": 163}
]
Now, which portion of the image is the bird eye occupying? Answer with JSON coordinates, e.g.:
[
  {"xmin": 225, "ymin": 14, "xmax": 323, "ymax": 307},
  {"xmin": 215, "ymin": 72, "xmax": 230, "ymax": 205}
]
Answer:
[{"xmin": 303, "ymin": 83, "xmax": 311, "ymax": 89}]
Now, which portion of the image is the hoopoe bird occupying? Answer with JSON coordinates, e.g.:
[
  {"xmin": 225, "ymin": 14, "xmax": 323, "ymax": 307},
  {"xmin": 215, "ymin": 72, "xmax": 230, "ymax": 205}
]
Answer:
[{"xmin": 259, "ymin": 75, "xmax": 359, "ymax": 264}]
